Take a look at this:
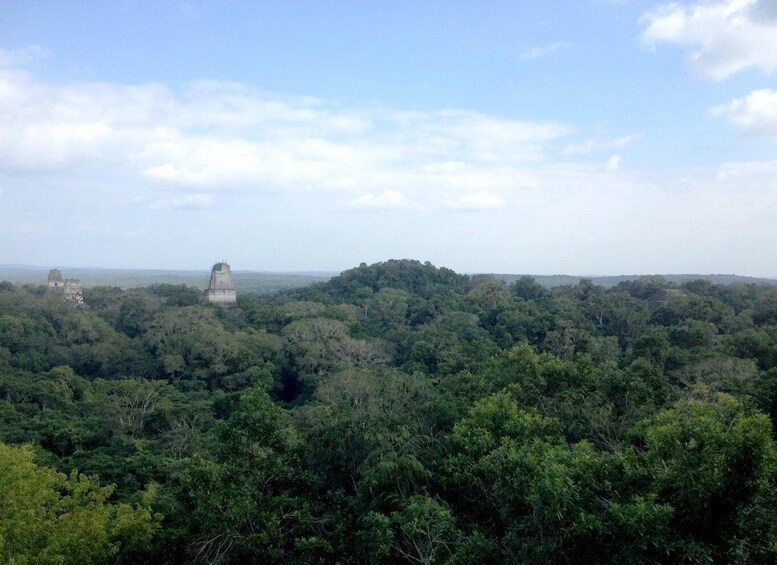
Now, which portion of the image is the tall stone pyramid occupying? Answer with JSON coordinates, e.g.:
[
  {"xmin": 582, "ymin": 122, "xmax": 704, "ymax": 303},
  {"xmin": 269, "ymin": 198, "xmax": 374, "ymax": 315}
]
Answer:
[{"xmin": 205, "ymin": 261, "xmax": 237, "ymax": 306}]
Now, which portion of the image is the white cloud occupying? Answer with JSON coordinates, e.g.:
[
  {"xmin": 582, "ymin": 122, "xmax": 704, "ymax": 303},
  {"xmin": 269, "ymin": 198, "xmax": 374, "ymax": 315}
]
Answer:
[
  {"xmin": 711, "ymin": 88, "xmax": 777, "ymax": 135},
  {"xmin": 641, "ymin": 0, "xmax": 777, "ymax": 80},
  {"xmin": 519, "ymin": 42, "xmax": 570, "ymax": 61},
  {"xmin": 352, "ymin": 190, "xmax": 406, "ymax": 209},
  {"xmin": 605, "ymin": 154, "xmax": 621, "ymax": 171},
  {"xmin": 445, "ymin": 191, "xmax": 506, "ymax": 210},
  {"xmin": 564, "ymin": 134, "xmax": 640, "ymax": 155}
]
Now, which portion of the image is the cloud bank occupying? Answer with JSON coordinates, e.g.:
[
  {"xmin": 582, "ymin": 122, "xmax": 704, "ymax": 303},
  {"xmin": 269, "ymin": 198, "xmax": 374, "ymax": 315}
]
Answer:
[
  {"xmin": 2, "ymin": 47, "xmax": 777, "ymax": 275},
  {"xmin": 0, "ymin": 65, "xmax": 577, "ymax": 210}
]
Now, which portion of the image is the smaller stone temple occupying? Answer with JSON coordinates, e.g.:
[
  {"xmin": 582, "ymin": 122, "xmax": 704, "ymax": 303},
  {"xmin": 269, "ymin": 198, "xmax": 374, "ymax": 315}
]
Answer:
[
  {"xmin": 46, "ymin": 269, "xmax": 84, "ymax": 306},
  {"xmin": 205, "ymin": 261, "xmax": 237, "ymax": 306}
]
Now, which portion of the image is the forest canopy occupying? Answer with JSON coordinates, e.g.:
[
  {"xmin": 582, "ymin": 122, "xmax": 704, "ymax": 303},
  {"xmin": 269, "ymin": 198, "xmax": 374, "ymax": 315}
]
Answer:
[{"xmin": 0, "ymin": 260, "xmax": 775, "ymax": 563}]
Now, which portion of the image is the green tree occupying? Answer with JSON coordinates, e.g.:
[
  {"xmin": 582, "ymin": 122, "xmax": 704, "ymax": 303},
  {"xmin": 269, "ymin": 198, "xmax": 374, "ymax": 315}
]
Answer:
[
  {"xmin": 164, "ymin": 387, "xmax": 319, "ymax": 563},
  {"xmin": 389, "ymin": 495, "xmax": 460, "ymax": 565},
  {"xmin": 633, "ymin": 387, "xmax": 777, "ymax": 562},
  {"xmin": 0, "ymin": 442, "xmax": 155, "ymax": 564}
]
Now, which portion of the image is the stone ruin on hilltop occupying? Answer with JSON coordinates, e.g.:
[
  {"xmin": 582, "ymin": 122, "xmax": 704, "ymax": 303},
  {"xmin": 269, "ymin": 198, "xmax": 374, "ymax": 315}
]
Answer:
[
  {"xmin": 205, "ymin": 261, "xmax": 237, "ymax": 306},
  {"xmin": 46, "ymin": 269, "xmax": 84, "ymax": 306}
]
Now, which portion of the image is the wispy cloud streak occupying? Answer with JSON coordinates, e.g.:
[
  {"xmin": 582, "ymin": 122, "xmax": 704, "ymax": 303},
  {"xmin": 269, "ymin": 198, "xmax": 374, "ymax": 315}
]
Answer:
[{"xmin": 519, "ymin": 42, "xmax": 570, "ymax": 61}]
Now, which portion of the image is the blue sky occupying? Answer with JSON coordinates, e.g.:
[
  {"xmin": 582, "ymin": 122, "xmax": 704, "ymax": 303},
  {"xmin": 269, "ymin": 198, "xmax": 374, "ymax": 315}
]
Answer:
[{"xmin": 1, "ymin": 1, "xmax": 777, "ymax": 276}]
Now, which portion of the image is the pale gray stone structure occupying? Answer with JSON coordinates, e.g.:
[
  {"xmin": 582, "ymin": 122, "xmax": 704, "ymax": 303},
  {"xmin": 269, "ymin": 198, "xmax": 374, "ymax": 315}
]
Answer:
[
  {"xmin": 46, "ymin": 269, "xmax": 84, "ymax": 306},
  {"xmin": 205, "ymin": 261, "xmax": 237, "ymax": 306}
]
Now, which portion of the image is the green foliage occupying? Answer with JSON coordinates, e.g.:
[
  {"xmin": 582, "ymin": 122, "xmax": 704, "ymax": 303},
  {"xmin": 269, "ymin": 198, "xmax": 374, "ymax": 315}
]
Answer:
[
  {"xmin": 0, "ymin": 442, "xmax": 155, "ymax": 564},
  {"xmin": 162, "ymin": 386, "xmax": 321, "ymax": 563},
  {"xmin": 295, "ymin": 259, "xmax": 470, "ymax": 303},
  {"xmin": 389, "ymin": 495, "xmax": 460, "ymax": 565},
  {"xmin": 295, "ymin": 368, "xmax": 438, "ymax": 508},
  {"xmin": 632, "ymin": 387, "xmax": 776, "ymax": 561}
]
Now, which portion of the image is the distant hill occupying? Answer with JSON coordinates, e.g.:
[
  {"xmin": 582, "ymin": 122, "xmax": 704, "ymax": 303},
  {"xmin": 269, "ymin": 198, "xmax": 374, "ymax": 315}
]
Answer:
[
  {"xmin": 0, "ymin": 266, "xmax": 334, "ymax": 295},
  {"xmin": 488, "ymin": 273, "xmax": 777, "ymax": 288}
]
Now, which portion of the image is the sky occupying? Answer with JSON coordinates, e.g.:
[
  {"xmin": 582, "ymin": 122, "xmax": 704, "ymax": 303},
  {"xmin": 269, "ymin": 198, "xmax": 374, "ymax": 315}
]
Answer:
[{"xmin": 1, "ymin": 0, "xmax": 777, "ymax": 276}]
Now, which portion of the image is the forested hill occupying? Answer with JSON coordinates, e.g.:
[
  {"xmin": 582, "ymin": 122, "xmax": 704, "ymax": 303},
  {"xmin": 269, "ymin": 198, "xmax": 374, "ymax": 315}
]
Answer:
[
  {"xmin": 0, "ymin": 259, "xmax": 775, "ymax": 563},
  {"xmin": 289, "ymin": 259, "xmax": 470, "ymax": 301}
]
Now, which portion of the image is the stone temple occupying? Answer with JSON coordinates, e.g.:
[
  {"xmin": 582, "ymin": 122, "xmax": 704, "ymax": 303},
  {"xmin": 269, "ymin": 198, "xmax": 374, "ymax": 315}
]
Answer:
[
  {"xmin": 46, "ymin": 269, "xmax": 84, "ymax": 306},
  {"xmin": 205, "ymin": 261, "xmax": 237, "ymax": 306}
]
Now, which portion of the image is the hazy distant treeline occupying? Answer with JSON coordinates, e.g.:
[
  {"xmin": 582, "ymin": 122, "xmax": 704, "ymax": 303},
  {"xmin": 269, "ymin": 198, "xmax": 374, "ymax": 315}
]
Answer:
[{"xmin": 0, "ymin": 266, "xmax": 333, "ymax": 295}]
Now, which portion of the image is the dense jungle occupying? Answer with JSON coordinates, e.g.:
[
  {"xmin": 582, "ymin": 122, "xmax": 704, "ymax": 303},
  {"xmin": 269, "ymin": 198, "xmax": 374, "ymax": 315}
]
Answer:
[{"xmin": 1, "ymin": 259, "xmax": 775, "ymax": 564}]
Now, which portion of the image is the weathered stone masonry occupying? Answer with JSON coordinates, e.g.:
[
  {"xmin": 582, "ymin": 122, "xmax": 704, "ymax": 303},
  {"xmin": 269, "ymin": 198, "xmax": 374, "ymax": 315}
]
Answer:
[
  {"xmin": 205, "ymin": 261, "xmax": 237, "ymax": 306},
  {"xmin": 46, "ymin": 269, "xmax": 84, "ymax": 306}
]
